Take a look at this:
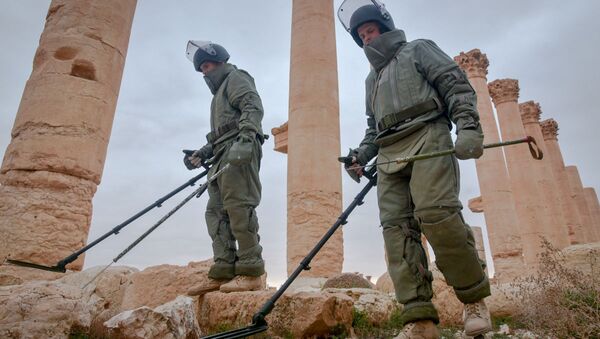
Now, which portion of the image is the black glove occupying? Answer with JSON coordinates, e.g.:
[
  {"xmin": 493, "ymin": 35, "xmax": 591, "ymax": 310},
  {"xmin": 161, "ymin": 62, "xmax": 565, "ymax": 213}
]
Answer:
[
  {"xmin": 338, "ymin": 148, "xmax": 362, "ymax": 183},
  {"xmin": 227, "ymin": 130, "xmax": 255, "ymax": 166},
  {"xmin": 183, "ymin": 150, "xmax": 196, "ymax": 170},
  {"xmin": 455, "ymin": 126, "xmax": 484, "ymax": 160},
  {"xmin": 182, "ymin": 144, "xmax": 213, "ymax": 170}
]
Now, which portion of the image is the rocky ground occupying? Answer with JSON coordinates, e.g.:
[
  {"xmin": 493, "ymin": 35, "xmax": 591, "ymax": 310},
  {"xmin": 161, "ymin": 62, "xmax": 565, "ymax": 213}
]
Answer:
[{"xmin": 0, "ymin": 242, "xmax": 597, "ymax": 338}]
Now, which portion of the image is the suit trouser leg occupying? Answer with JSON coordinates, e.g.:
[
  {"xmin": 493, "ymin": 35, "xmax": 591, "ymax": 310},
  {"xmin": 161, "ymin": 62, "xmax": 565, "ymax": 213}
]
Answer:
[
  {"xmin": 219, "ymin": 139, "xmax": 265, "ymax": 276},
  {"xmin": 410, "ymin": 123, "xmax": 490, "ymax": 304},
  {"xmin": 205, "ymin": 181, "xmax": 236, "ymax": 279}
]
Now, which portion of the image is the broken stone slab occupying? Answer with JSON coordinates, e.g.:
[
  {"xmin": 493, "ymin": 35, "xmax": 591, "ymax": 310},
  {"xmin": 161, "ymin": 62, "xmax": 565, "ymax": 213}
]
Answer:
[
  {"xmin": 324, "ymin": 288, "xmax": 398, "ymax": 326},
  {"xmin": 0, "ymin": 265, "xmax": 137, "ymax": 338},
  {"xmin": 0, "ymin": 262, "xmax": 67, "ymax": 287},
  {"xmin": 198, "ymin": 289, "xmax": 354, "ymax": 338},
  {"xmin": 561, "ymin": 242, "xmax": 600, "ymax": 275},
  {"xmin": 120, "ymin": 259, "xmax": 213, "ymax": 310},
  {"xmin": 286, "ymin": 276, "xmax": 328, "ymax": 292},
  {"xmin": 104, "ymin": 295, "xmax": 201, "ymax": 339},
  {"xmin": 0, "ymin": 279, "xmax": 92, "ymax": 339}
]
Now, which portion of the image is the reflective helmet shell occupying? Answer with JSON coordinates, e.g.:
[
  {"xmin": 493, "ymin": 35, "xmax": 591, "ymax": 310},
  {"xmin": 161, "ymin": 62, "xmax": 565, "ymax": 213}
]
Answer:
[
  {"xmin": 349, "ymin": 4, "xmax": 395, "ymax": 47},
  {"xmin": 192, "ymin": 43, "xmax": 230, "ymax": 72}
]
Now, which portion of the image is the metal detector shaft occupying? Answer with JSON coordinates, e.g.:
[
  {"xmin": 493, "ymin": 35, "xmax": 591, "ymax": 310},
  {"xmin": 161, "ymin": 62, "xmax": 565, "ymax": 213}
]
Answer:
[
  {"xmin": 376, "ymin": 136, "xmax": 543, "ymax": 167},
  {"xmin": 5, "ymin": 166, "xmax": 210, "ymax": 273},
  {"xmin": 202, "ymin": 166, "xmax": 378, "ymax": 339},
  {"xmin": 84, "ymin": 164, "xmax": 229, "ymax": 287}
]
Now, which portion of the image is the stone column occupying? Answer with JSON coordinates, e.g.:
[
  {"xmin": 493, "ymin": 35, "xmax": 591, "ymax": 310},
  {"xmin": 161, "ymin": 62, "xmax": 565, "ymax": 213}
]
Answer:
[
  {"xmin": 455, "ymin": 50, "xmax": 524, "ymax": 281},
  {"xmin": 471, "ymin": 226, "xmax": 488, "ymax": 276},
  {"xmin": 489, "ymin": 79, "xmax": 551, "ymax": 268},
  {"xmin": 540, "ymin": 119, "xmax": 585, "ymax": 244},
  {"xmin": 583, "ymin": 188, "xmax": 600, "ymax": 242},
  {"xmin": 0, "ymin": 0, "xmax": 137, "ymax": 275},
  {"xmin": 286, "ymin": 0, "xmax": 343, "ymax": 277},
  {"xmin": 519, "ymin": 102, "xmax": 570, "ymax": 249},
  {"xmin": 565, "ymin": 166, "xmax": 595, "ymax": 243}
]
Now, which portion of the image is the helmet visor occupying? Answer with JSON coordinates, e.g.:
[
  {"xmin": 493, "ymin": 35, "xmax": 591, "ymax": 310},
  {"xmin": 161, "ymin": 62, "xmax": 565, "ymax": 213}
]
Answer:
[
  {"xmin": 337, "ymin": 0, "xmax": 390, "ymax": 32},
  {"xmin": 185, "ymin": 40, "xmax": 216, "ymax": 63}
]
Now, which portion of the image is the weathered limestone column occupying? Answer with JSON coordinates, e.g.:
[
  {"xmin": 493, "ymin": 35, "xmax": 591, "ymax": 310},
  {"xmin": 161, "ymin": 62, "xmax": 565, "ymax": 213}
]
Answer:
[
  {"xmin": 0, "ymin": 0, "xmax": 137, "ymax": 274},
  {"xmin": 489, "ymin": 79, "xmax": 551, "ymax": 268},
  {"xmin": 286, "ymin": 0, "xmax": 343, "ymax": 277},
  {"xmin": 471, "ymin": 226, "xmax": 488, "ymax": 276},
  {"xmin": 565, "ymin": 166, "xmax": 595, "ymax": 243},
  {"xmin": 455, "ymin": 50, "xmax": 524, "ymax": 280},
  {"xmin": 540, "ymin": 119, "xmax": 585, "ymax": 245},
  {"xmin": 519, "ymin": 101, "xmax": 570, "ymax": 249},
  {"xmin": 583, "ymin": 188, "xmax": 600, "ymax": 242}
]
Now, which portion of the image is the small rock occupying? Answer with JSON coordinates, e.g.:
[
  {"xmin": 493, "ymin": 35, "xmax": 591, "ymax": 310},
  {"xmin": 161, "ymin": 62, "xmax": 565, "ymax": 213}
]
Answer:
[
  {"xmin": 322, "ymin": 273, "xmax": 373, "ymax": 289},
  {"xmin": 105, "ymin": 295, "xmax": 201, "ymax": 339}
]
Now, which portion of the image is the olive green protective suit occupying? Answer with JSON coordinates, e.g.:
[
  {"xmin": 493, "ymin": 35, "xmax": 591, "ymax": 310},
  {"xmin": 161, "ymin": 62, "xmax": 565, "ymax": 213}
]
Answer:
[
  {"xmin": 202, "ymin": 63, "xmax": 265, "ymax": 279},
  {"xmin": 352, "ymin": 30, "xmax": 490, "ymax": 325}
]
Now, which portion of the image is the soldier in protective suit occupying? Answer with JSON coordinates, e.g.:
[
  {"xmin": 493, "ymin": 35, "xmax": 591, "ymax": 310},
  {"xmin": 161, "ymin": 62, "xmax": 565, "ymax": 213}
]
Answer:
[
  {"xmin": 337, "ymin": 1, "xmax": 492, "ymax": 338},
  {"xmin": 183, "ymin": 41, "xmax": 266, "ymax": 295}
]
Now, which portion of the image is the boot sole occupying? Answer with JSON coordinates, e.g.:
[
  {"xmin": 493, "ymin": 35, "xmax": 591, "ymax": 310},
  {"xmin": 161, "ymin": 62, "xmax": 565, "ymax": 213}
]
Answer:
[{"xmin": 465, "ymin": 325, "xmax": 492, "ymax": 337}]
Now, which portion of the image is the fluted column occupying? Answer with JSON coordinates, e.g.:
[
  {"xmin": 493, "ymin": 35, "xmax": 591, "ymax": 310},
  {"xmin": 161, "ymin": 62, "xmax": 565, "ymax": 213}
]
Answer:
[
  {"xmin": 455, "ymin": 50, "xmax": 524, "ymax": 280},
  {"xmin": 565, "ymin": 166, "xmax": 595, "ymax": 243},
  {"xmin": 540, "ymin": 119, "xmax": 585, "ymax": 244},
  {"xmin": 489, "ymin": 79, "xmax": 551, "ymax": 268},
  {"xmin": 0, "ymin": 0, "xmax": 137, "ymax": 276},
  {"xmin": 287, "ymin": 0, "xmax": 343, "ymax": 277},
  {"xmin": 583, "ymin": 188, "xmax": 600, "ymax": 242},
  {"xmin": 519, "ymin": 102, "xmax": 570, "ymax": 249}
]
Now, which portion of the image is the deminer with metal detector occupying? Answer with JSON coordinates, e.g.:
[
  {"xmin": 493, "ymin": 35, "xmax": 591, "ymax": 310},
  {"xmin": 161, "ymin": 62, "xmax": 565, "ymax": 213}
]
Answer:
[
  {"xmin": 337, "ymin": 1, "xmax": 492, "ymax": 337},
  {"xmin": 183, "ymin": 41, "xmax": 267, "ymax": 295}
]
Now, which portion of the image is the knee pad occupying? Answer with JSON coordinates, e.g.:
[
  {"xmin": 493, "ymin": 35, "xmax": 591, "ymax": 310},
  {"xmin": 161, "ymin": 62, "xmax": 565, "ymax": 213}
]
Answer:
[{"xmin": 415, "ymin": 207, "xmax": 459, "ymax": 224}]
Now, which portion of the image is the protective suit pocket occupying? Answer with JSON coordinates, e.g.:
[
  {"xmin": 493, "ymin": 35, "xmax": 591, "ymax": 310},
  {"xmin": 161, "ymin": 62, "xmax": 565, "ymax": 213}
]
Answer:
[{"xmin": 377, "ymin": 127, "xmax": 428, "ymax": 175}]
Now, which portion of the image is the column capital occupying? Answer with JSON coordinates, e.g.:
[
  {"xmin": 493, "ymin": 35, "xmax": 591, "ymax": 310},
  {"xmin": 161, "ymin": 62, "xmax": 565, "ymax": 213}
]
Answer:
[
  {"xmin": 519, "ymin": 100, "xmax": 541, "ymax": 124},
  {"xmin": 454, "ymin": 49, "xmax": 489, "ymax": 78},
  {"xmin": 488, "ymin": 79, "xmax": 519, "ymax": 105},
  {"xmin": 540, "ymin": 118, "xmax": 559, "ymax": 141}
]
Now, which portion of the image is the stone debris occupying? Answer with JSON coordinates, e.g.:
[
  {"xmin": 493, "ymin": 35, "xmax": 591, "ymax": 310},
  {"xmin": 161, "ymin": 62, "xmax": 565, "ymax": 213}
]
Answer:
[
  {"xmin": 0, "ymin": 265, "xmax": 137, "ymax": 339},
  {"xmin": 120, "ymin": 260, "xmax": 213, "ymax": 310},
  {"xmin": 199, "ymin": 289, "xmax": 354, "ymax": 338},
  {"xmin": 104, "ymin": 295, "xmax": 201, "ymax": 339},
  {"xmin": 325, "ymin": 288, "xmax": 397, "ymax": 326}
]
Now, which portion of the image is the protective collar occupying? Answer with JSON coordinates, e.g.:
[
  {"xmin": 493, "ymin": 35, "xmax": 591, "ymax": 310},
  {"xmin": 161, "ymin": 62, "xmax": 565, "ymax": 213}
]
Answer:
[
  {"xmin": 363, "ymin": 29, "xmax": 406, "ymax": 71},
  {"xmin": 204, "ymin": 63, "xmax": 236, "ymax": 95}
]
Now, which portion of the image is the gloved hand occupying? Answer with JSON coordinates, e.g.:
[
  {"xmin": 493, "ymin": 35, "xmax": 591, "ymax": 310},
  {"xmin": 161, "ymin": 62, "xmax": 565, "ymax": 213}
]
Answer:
[
  {"xmin": 454, "ymin": 127, "xmax": 484, "ymax": 160},
  {"xmin": 338, "ymin": 148, "xmax": 363, "ymax": 183},
  {"xmin": 227, "ymin": 130, "xmax": 255, "ymax": 166},
  {"xmin": 182, "ymin": 144, "xmax": 213, "ymax": 170}
]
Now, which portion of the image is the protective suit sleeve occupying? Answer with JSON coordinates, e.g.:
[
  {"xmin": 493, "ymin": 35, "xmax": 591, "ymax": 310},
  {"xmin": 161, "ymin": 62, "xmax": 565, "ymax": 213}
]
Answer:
[
  {"xmin": 413, "ymin": 39, "xmax": 481, "ymax": 132},
  {"xmin": 353, "ymin": 72, "xmax": 380, "ymax": 165},
  {"xmin": 226, "ymin": 70, "xmax": 264, "ymax": 136}
]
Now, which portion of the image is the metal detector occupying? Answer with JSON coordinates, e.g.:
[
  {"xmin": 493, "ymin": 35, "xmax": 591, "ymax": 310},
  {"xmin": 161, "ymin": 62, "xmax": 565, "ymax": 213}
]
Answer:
[
  {"xmin": 202, "ymin": 165, "xmax": 378, "ymax": 339},
  {"xmin": 5, "ymin": 163, "xmax": 211, "ymax": 273}
]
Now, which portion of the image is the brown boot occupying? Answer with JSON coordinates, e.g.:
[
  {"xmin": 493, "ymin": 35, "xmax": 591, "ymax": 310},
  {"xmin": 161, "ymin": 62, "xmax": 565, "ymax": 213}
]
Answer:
[
  {"xmin": 463, "ymin": 299, "xmax": 492, "ymax": 337},
  {"xmin": 187, "ymin": 278, "xmax": 230, "ymax": 296},
  {"xmin": 219, "ymin": 274, "xmax": 266, "ymax": 293},
  {"xmin": 394, "ymin": 320, "xmax": 439, "ymax": 339}
]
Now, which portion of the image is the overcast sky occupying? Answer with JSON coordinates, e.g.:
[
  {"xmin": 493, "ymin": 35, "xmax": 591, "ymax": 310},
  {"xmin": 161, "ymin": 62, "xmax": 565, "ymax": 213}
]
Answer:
[{"xmin": 1, "ymin": 1, "xmax": 599, "ymax": 286}]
